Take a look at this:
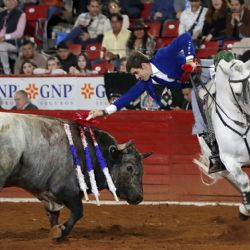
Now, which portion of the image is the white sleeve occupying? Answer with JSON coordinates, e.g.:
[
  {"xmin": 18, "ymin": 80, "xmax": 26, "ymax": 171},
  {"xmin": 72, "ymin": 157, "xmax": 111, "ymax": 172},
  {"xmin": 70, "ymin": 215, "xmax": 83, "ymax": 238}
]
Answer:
[{"xmin": 105, "ymin": 104, "xmax": 117, "ymax": 114}]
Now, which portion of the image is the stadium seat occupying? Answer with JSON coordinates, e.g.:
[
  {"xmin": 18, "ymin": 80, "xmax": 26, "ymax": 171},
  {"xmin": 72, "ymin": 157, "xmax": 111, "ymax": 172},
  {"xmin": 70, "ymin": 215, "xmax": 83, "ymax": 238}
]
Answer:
[
  {"xmin": 146, "ymin": 22, "xmax": 162, "ymax": 38},
  {"xmin": 92, "ymin": 62, "xmax": 115, "ymax": 74},
  {"xmin": 196, "ymin": 41, "xmax": 219, "ymax": 59},
  {"xmin": 24, "ymin": 5, "xmax": 49, "ymax": 49},
  {"xmin": 156, "ymin": 37, "xmax": 174, "ymax": 48},
  {"xmin": 85, "ymin": 42, "xmax": 102, "ymax": 61},
  {"xmin": 223, "ymin": 40, "xmax": 239, "ymax": 50},
  {"xmin": 140, "ymin": 3, "xmax": 152, "ymax": 19},
  {"xmin": 68, "ymin": 44, "xmax": 82, "ymax": 55},
  {"xmin": 161, "ymin": 20, "xmax": 179, "ymax": 38}
]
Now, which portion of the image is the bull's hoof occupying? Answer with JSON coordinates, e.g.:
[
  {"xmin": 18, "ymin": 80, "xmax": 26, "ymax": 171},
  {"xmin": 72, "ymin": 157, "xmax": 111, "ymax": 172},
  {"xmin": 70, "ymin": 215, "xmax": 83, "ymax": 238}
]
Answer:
[
  {"xmin": 239, "ymin": 212, "xmax": 249, "ymax": 221},
  {"xmin": 50, "ymin": 225, "xmax": 65, "ymax": 239}
]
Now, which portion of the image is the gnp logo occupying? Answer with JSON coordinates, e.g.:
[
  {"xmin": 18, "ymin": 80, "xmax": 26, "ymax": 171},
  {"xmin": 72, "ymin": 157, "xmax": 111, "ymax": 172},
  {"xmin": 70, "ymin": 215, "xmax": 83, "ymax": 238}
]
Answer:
[
  {"xmin": 25, "ymin": 83, "xmax": 72, "ymax": 99},
  {"xmin": 25, "ymin": 83, "xmax": 39, "ymax": 99},
  {"xmin": 81, "ymin": 83, "xmax": 94, "ymax": 99}
]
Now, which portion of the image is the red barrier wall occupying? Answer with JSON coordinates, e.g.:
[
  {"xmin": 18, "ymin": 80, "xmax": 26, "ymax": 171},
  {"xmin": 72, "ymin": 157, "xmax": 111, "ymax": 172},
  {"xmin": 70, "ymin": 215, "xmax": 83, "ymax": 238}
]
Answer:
[{"xmin": 1, "ymin": 110, "xmax": 245, "ymax": 202}]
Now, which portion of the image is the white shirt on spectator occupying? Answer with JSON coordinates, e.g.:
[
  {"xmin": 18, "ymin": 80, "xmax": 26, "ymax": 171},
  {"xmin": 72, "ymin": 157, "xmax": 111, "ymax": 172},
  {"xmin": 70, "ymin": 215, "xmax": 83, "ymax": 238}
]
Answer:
[
  {"xmin": 74, "ymin": 12, "xmax": 108, "ymax": 39},
  {"xmin": 178, "ymin": 6, "xmax": 207, "ymax": 36}
]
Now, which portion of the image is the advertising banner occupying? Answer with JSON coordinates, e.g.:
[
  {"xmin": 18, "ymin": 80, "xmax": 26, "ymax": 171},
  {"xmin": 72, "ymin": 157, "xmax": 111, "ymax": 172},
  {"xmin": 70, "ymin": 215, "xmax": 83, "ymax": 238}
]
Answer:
[{"xmin": 0, "ymin": 76, "xmax": 109, "ymax": 110}]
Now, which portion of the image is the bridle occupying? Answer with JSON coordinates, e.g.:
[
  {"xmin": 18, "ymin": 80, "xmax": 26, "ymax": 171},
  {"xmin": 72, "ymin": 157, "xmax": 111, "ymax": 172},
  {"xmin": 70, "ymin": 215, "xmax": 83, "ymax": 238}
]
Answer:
[{"xmin": 215, "ymin": 66, "xmax": 250, "ymax": 157}]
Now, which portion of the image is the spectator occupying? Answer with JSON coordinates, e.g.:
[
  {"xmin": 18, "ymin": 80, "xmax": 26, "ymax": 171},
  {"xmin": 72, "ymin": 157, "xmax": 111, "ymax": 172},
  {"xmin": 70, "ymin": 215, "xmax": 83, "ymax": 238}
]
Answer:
[
  {"xmin": 56, "ymin": 42, "xmax": 78, "ymax": 73},
  {"xmin": 179, "ymin": 0, "xmax": 207, "ymax": 47},
  {"xmin": 72, "ymin": 0, "xmax": 88, "ymax": 17},
  {"xmin": 14, "ymin": 39, "xmax": 47, "ymax": 74},
  {"xmin": 0, "ymin": 0, "xmax": 26, "ymax": 74},
  {"xmin": 44, "ymin": 0, "xmax": 72, "ymax": 39},
  {"xmin": 101, "ymin": 13, "xmax": 131, "ymax": 70},
  {"xmin": 11, "ymin": 90, "xmax": 38, "ymax": 110},
  {"xmin": 42, "ymin": 0, "xmax": 64, "ymax": 20},
  {"xmin": 127, "ymin": 19, "xmax": 156, "ymax": 57},
  {"xmin": 19, "ymin": 59, "xmax": 37, "ymax": 75},
  {"xmin": 104, "ymin": 0, "xmax": 130, "ymax": 32},
  {"xmin": 174, "ymin": 0, "xmax": 187, "ymax": 19},
  {"xmin": 225, "ymin": 0, "xmax": 250, "ymax": 40},
  {"xmin": 119, "ymin": 57, "xmax": 127, "ymax": 72},
  {"xmin": 119, "ymin": 0, "xmax": 143, "ymax": 18},
  {"xmin": 181, "ymin": 83, "xmax": 192, "ymax": 110},
  {"xmin": 63, "ymin": 0, "xmax": 107, "ymax": 47},
  {"xmin": 33, "ymin": 56, "xmax": 67, "ymax": 74},
  {"xmin": 149, "ymin": 0, "xmax": 175, "ymax": 21},
  {"xmin": 201, "ymin": 0, "xmax": 229, "ymax": 43},
  {"xmin": 69, "ymin": 53, "xmax": 97, "ymax": 75}
]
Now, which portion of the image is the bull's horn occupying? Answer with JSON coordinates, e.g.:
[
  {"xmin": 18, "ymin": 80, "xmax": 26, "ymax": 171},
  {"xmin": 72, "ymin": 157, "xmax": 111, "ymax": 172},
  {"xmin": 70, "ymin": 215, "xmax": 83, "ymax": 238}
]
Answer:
[
  {"xmin": 117, "ymin": 140, "xmax": 134, "ymax": 151},
  {"xmin": 140, "ymin": 152, "xmax": 153, "ymax": 159}
]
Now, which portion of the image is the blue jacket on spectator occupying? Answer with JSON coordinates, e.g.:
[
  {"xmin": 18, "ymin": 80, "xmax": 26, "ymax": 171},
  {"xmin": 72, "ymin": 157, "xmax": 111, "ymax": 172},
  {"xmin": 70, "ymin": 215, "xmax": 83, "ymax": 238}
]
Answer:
[{"xmin": 150, "ymin": 0, "xmax": 175, "ymax": 20}]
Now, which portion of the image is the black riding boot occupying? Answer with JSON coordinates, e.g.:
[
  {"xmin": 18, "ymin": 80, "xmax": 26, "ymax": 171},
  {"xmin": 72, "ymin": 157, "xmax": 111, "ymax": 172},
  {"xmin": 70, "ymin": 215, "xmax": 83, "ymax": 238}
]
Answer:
[{"xmin": 208, "ymin": 140, "xmax": 226, "ymax": 174}]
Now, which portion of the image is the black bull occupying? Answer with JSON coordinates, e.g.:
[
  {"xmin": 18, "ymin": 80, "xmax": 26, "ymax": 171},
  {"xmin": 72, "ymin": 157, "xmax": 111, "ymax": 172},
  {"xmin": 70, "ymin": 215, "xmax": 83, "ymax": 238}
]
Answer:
[{"xmin": 0, "ymin": 113, "xmax": 152, "ymax": 239}]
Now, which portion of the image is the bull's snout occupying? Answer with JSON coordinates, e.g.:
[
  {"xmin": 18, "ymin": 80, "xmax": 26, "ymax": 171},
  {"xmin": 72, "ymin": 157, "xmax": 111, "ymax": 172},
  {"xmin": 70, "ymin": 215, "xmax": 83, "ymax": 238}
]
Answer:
[{"xmin": 127, "ymin": 194, "xmax": 143, "ymax": 205}]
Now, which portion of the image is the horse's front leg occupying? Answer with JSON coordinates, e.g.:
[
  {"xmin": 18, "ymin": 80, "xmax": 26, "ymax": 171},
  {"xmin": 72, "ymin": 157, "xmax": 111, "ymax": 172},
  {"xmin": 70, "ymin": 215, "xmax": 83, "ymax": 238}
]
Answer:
[{"xmin": 218, "ymin": 162, "xmax": 250, "ymax": 219}]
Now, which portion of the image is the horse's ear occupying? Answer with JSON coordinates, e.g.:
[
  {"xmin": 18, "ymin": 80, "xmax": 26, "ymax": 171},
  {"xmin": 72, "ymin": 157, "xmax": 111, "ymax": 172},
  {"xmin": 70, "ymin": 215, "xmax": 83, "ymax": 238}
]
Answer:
[
  {"xmin": 235, "ymin": 63, "xmax": 243, "ymax": 73},
  {"xmin": 217, "ymin": 59, "xmax": 231, "ymax": 75},
  {"xmin": 244, "ymin": 60, "xmax": 250, "ymax": 71}
]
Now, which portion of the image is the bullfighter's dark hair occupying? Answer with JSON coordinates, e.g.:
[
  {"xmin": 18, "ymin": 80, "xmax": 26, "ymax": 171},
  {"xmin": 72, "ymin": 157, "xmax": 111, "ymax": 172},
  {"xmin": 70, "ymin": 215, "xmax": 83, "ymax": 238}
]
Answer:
[{"xmin": 126, "ymin": 51, "xmax": 150, "ymax": 73}]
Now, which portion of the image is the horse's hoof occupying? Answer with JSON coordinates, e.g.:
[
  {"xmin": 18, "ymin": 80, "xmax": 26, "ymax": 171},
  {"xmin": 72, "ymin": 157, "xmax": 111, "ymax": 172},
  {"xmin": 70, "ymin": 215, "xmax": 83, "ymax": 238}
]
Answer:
[
  {"xmin": 50, "ymin": 225, "xmax": 63, "ymax": 239},
  {"xmin": 239, "ymin": 212, "xmax": 249, "ymax": 221}
]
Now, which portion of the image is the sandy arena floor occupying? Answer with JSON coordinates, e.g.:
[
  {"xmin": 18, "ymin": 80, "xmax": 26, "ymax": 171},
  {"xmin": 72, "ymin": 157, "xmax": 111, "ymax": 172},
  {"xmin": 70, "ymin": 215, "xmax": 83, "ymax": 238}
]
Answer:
[{"xmin": 0, "ymin": 202, "xmax": 250, "ymax": 250}]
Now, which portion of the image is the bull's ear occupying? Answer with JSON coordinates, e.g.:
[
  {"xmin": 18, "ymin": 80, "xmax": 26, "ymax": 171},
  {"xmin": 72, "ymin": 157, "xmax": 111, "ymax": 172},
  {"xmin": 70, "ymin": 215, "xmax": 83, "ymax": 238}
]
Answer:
[{"xmin": 140, "ymin": 152, "xmax": 153, "ymax": 159}]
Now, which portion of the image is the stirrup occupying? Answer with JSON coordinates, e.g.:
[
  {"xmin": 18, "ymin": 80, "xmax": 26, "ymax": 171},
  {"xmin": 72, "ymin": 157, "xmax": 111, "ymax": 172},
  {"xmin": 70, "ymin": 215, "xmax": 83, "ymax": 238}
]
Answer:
[{"xmin": 208, "ymin": 157, "xmax": 226, "ymax": 174}]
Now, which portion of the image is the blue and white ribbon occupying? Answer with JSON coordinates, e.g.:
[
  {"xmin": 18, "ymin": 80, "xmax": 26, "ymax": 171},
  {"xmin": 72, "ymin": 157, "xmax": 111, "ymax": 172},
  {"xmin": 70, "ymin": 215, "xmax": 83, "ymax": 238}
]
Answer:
[
  {"xmin": 79, "ymin": 126, "xmax": 100, "ymax": 206},
  {"xmin": 64, "ymin": 123, "xmax": 89, "ymax": 201},
  {"xmin": 89, "ymin": 127, "xmax": 118, "ymax": 202}
]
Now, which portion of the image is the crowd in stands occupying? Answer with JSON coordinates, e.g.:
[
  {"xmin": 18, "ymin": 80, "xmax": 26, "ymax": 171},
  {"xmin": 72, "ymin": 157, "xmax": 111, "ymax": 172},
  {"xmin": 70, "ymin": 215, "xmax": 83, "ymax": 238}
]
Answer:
[{"xmin": 1, "ymin": 0, "xmax": 250, "ymax": 110}]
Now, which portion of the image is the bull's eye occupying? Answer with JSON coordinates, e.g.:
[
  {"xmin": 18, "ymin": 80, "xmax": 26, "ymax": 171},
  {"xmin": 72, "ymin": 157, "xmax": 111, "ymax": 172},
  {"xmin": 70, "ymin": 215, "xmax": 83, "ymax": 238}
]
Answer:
[{"xmin": 109, "ymin": 145, "xmax": 119, "ymax": 160}]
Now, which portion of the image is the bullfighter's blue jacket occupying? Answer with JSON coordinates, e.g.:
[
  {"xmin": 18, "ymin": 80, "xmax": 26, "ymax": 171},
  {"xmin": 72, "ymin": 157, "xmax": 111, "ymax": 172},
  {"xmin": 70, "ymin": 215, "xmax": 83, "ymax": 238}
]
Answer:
[{"xmin": 107, "ymin": 32, "xmax": 195, "ymax": 113}]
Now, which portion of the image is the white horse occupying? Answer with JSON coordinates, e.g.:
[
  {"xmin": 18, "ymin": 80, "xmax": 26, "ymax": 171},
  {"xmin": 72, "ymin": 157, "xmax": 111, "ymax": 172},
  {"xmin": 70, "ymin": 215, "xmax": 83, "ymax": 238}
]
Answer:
[{"xmin": 197, "ymin": 59, "xmax": 250, "ymax": 219}]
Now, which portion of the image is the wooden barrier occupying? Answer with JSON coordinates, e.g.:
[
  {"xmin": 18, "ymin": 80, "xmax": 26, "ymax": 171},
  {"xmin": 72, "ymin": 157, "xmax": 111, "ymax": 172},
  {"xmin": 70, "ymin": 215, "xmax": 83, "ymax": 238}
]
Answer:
[{"xmin": 1, "ymin": 110, "xmax": 246, "ymax": 202}]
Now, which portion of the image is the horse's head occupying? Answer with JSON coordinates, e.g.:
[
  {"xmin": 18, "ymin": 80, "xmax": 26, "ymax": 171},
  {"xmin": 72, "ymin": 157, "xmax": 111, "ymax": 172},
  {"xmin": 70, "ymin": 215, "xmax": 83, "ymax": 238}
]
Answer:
[{"xmin": 217, "ymin": 59, "xmax": 250, "ymax": 103}]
